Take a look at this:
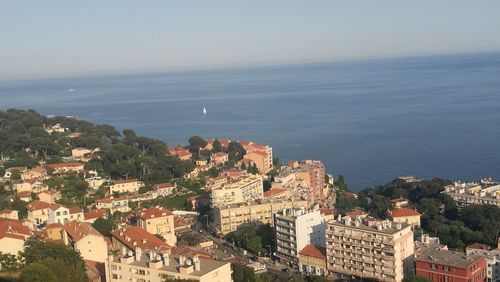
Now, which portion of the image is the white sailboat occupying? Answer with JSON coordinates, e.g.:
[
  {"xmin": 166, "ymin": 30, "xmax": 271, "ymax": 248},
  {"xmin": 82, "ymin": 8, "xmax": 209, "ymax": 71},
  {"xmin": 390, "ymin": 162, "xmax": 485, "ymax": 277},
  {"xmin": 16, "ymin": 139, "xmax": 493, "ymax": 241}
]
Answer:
[{"xmin": 203, "ymin": 107, "xmax": 207, "ymax": 115}]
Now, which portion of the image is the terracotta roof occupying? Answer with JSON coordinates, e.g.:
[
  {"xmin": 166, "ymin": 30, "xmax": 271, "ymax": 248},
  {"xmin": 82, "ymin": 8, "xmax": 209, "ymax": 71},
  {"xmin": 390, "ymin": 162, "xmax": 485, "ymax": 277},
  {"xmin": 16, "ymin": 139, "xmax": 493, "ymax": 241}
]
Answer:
[
  {"xmin": 96, "ymin": 197, "xmax": 128, "ymax": 204},
  {"xmin": 84, "ymin": 209, "xmax": 106, "ymax": 221},
  {"xmin": 263, "ymin": 188, "xmax": 287, "ymax": 198},
  {"xmin": 137, "ymin": 207, "xmax": 173, "ymax": 220},
  {"xmin": 111, "ymin": 226, "xmax": 171, "ymax": 251},
  {"xmin": 0, "ymin": 209, "xmax": 14, "ymax": 215},
  {"xmin": 31, "ymin": 166, "xmax": 47, "ymax": 173},
  {"xmin": 49, "ymin": 162, "xmax": 84, "ymax": 168},
  {"xmin": 213, "ymin": 152, "xmax": 228, "ymax": 158},
  {"xmin": 48, "ymin": 204, "xmax": 62, "ymax": 211},
  {"xmin": 45, "ymin": 223, "xmax": 63, "ymax": 229},
  {"xmin": 299, "ymin": 244, "xmax": 326, "ymax": 259},
  {"xmin": 466, "ymin": 243, "xmax": 492, "ymax": 251},
  {"xmin": 344, "ymin": 209, "xmax": 368, "ymax": 217},
  {"xmin": 246, "ymin": 150, "xmax": 268, "ymax": 157},
  {"xmin": 174, "ymin": 216, "xmax": 190, "ymax": 228},
  {"xmin": 16, "ymin": 191, "xmax": 31, "ymax": 198},
  {"xmin": 69, "ymin": 207, "xmax": 83, "ymax": 214},
  {"xmin": 0, "ymin": 219, "xmax": 31, "ymax": 240},
  {"xmin": 153, "ymin": 183, "xmax": 173, "ymax": 190},
  {"xmin": 320, "ymin": 208, "xmax": 336, "ymax": 216},
  {"xmin": 387, "ymin": 208, "xmax": 422, "ymax": 218},
  {"xmin": 113, "ymin": 179, "xmax": 138, "ymax": 184},
  {"xmin": 171, "ymin": 245, "xmax": 212, "ymax": 259},
  {"xmin": 26, "ymin": 200, "xmax": 51, "ymax": 211},
  {"xmin": 64, "ymin": 220, "xmax": 103, "ymax": 241}
]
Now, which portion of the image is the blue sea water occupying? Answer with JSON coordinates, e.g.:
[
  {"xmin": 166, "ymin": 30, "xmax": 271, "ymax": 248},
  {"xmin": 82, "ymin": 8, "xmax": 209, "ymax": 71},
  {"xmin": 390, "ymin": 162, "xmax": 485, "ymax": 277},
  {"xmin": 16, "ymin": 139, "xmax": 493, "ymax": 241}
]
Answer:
[{"xmin": 1, "ymin": 52, "xmax": 500, "ymax": 190}]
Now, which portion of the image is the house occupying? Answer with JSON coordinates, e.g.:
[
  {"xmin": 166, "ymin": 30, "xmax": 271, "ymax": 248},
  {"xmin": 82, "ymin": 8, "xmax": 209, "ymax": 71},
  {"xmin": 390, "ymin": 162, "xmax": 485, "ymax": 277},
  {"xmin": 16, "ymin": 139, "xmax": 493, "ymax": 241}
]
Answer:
[
  {"xmin": 136, "ymin": 207, "xmax": 176, "ymax": 246},
  {"xmin": 344, "ymin": 208, "xmax": 368, "ymax": 218},
  {"xmin": 47, "ymin": 204, "xmax": 84, "ymax": 224},
  {"xmin": 48, "ymin": 162, "xmax": 85, "ymax": 174},
  {"xmin": 26, "ymin": 200, "xmax": 52, "ymax": 225},
  {"xmin": 299, "ymin": 244, "xmax": 327, "ymax": 276},
  {"xmin": 44, "ymin": 223, "xmax": 64, "ymax": 242},
  {"xmin": 84, "ymin": 209, "xmax": 107, "ymax": 223},
  {"xmin": 392, "ymin": 197, "xmax": 410, "ymax": 208},
  {"xmin": 13, "ymin": 179, "xmax": 47, "ymax": 193},
  {"xmin": 24, "ymin": 166, "xmax": 48, "ymax": 180},
  {"xmin": 16, "ymin": 191, "xmax": 32, "ymax": 202},
  {"xmin": 109, "ymin": 179, "xmax": 143, "ymax": 194},
  {"xmin": 168, "ymin": 146, "xmax": 192, "ymax": 161},
  {"xmin": 38, "ymin": 190, "xmax": 61, "ymax": 203},
  {"xmin": 152, "ymin": 182, "xmax": 175, "ymax": 197},
  {"xmin": 85, "ymin": 176, "xmax": 106, "ymax": 190},
  {"xmin": 0, "ymin": 219, "xmax": 31, "ymax": 256},
  {"xmin": 3, "ymin": 167, "xmax": 28, "ymax": 180},
  {"xmin": 71, "ymin": 147, "xmax": 92, "ymax": 158},
  {"xmin": 110, "ymin": 226, "xmax": 171, "ymax": 255},
  {"xmin": 63, "ymin": 221, "xmax": 108, "ymax": 263},
  {"xmin": 95, "ymin": 197, "xmax": 130, "ymax": 213},
  {"xmin": 0, "ymin": 209, "xmax": 19, "ymax": 220},
  {"xmin": 387, "ymin": 208, "xmax": 422, "ymax": 228},
  {"xmin": 211, "ymin": 152, "xmax": 229, "ymax": 166}
]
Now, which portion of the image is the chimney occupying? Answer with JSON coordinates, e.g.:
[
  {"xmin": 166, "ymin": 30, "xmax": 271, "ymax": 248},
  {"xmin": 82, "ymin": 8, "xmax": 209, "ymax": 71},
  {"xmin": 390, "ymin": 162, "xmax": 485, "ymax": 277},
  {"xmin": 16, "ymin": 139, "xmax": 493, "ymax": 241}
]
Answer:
[
  {"xmin": 193, "ymin": 255, "xmax": 201, "ymax": 271},
  {"xmin": 135, "ymin": 247, "xmax": 142, "ymax": 261}
]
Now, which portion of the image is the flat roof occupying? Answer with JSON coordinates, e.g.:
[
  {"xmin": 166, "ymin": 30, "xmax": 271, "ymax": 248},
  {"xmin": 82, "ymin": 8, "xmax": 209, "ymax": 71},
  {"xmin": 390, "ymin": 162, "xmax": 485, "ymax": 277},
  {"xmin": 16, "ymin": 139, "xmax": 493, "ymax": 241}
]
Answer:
[{"xmin": 417, "ymin": 249, "xmax": 483, "ymax": 268}]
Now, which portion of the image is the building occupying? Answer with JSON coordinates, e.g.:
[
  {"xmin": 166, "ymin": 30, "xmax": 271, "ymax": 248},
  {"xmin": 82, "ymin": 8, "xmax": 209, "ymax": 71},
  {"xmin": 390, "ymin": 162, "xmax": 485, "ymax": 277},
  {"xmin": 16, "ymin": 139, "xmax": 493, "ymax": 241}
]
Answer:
[
  {"xmin": 443, "ymin": 181, "xmax": 500, "ymax": 207},
  {"xmin": 24, "ymin": 166, "xmax": 48, "ymax": 180},
  {"xmin": 109, "ymin": 179, "xmax": 144, "ymax": 194},
  {"xmin": 209, "ymin": 174, "xmax": 264, "ymax": 208},
  {"xmin": 26, "ymin": 200, "xmax": 52, "ymax": 225},
  {"xmin": 136, "ymin": 207, "xmax": 177, "ymax": 246},
  {"xmin": 48, "ymin": 162, "xmax": 85, "ymax": 174},
  {"xmin": 0, "ymin": 209, "xmax": 19, "ymax": 220},
  {"xmin": 387, "ymin": 208, "xmax": 422, "ymax": 228},
  {"xmin": 16, "ymin": 191, "xmax": 32, "ymax": 202},
  {"xmin": 96, "ymin": 197, "xmax": 130, "ymax": 213},
  {"xmin": 392, "ymin": 198, "xmax": 410, "ymax": 208},
  {"xmin": 152, "ymin": 182, "xmax": 175, "ymax": 197},
  {"xmin": 299, "ymin": 244, "xmax": 327, "ymax": 276},
  {"xmin": 187, "ymin": 195, "xmax": 211, "ymax": 209},
  {"xmin": 44, "ymin": 223, "xmax": 64, "ymax": 242},
  {"xmin": 212, "ymin": 198, "xmax": 309, "ymax": 235},
  {"xmin": 84, "ymin": 209, "xmax": 107, "ymax": 223},
  {"xmin": 85, "ymin": 176, "xmax": 106, "ymax": 190},
  {"xmin": 38, "ymin": 190, "xmax": 61, "ymax": 203},
  {"xmin": 466, "ymin": 245, "xmax": 500, "ymax": 282},
  {"xmin": 211, "ymin": 152, "xmax": 229, "ymax": 166},
  {"xmin": 344, "ymin": 208, "xmax": 368, "ymax": 219},
  {"xmin": 326, "ymin": 216, "xmax": 415, "ymax": 282},
  {"xmin": 263, "ymin": 188, "xmax": 290, "ymax": 200},
  {"xmin": 0, "ymin": 219, "xmax": 31, "ymax": 256},
  {"xmin": 71, "ymin": 147, "xmax": 92, "ymax": 158},
  {"xmin": 241, "ymin": 142, "xmax": 273, "ymax": 174},
  {"xmin": 47, "ymin": 204, "xmax": 84, "ymax": 224},
  {"xmin": 63, "ymin": 220, "xmax": 108, "ymax": 263},
  {"xmin": 110, "ymin": 226, "xmax": 171, "ymax": 255},
  {"xmin": 416, "ymin": 249, "xmax": 487, "ymax": 282},
  {"xmin": 274, "ymin": 207, "xmax": 327, "ymax": 266},
  {"xmin": 168, "ymin": 146, "xmax": 192, "ymax": 161},
  {"xmin": 297, "ymin": 160, "xmax": 325, "ymax": 204},
  {"xmin": 105, "ymin": 248, "xmax": 232, "ymax": 282}
]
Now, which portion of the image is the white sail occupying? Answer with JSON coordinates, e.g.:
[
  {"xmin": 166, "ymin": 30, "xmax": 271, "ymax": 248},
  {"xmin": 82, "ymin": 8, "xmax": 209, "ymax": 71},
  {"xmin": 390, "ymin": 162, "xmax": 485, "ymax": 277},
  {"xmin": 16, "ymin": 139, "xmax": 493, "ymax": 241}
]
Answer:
[{"xmin": 203, "ymin": 107, "xmax": 207, "ymax": 115}]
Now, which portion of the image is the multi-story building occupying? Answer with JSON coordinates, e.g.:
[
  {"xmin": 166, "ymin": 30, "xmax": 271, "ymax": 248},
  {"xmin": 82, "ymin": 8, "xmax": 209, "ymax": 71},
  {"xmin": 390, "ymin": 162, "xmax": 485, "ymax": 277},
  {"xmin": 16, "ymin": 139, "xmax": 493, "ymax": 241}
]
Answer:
[
  {"xmin": 299, "ymin": 244, "xmax": 327, "ymax": 276},
  {"xmin": 47, "ymin": 204, "xmax": 84, "ymax": 224},
  {"xmin": 241, "ymin": 142, "xmax": 273, "ymax": 174},
  {"xmin": 298, "ymin": 160, "xmax": 325, "ymax": 204},
  {"xmin": 0, "ymin": 209, "xmax": 19, "ymax": 220},
  {"xmin": 106, "ymin": 248, "xmax": 232, "ymax": 282},
  {"xmin": 0, "ymin": 219, "xmax": 31, "ymax": 256},
  {"xmin": 152, "ymin": 182, "xmax": 175, "ymax": 197},
  {"xmin": 63, "ymin": 220, "xmax": 108, "ymax": 263},
  {"xmin": 48, "ymin": 162, "xmax": 85, "ymax": 174},
  {"xmin": 136, "ymin": 207, "xmax": 177, "ymax": 246},
  {"xmin": 109, "ymin": 179, "xmax": 144, "ymax": 194},
  {"xmin": 443, "ymin": 180, "xmax": 500, "ymax": 207},
  {"xmin": 387, "ymin": 208, "xmax": 422, "ymax": 228},
  {"xmin": 38, "ymin": 190, "xmax": 61, "ymax": 204},
  {"xmin": 416, "ymin": 249, "xmax": 487, "ymax": 282},
  {"xmin": 209, "ymin": 175, "xmax": 263, "ymax": 208},
  {"xmin": 212, "ymin": 198, "xmax": 308, "ymax": 235},
  {"xmin": 466, "ymin": 245, "xmax": 500, "ymax": 282},
  {"xmin": 95, "ymin": 197, "xmax": 130, "ymax": 213},
  {"xmin": 211, "ymin": 152, "xmax": 229, "ymax": 166},
  {"xmin": 85, "ymin": 176, "xmax": 106, "ymax": 190},
  {"xmin": 26, "ymin": 200, "xmax": 51, "ymax": 225},
  {"xmin": 326, "ymin": 216, "xmax": 415, "ymax": 282},
  {"xmin": 274, "ymin": 207, "xmax": 326, "ymax": 266}
]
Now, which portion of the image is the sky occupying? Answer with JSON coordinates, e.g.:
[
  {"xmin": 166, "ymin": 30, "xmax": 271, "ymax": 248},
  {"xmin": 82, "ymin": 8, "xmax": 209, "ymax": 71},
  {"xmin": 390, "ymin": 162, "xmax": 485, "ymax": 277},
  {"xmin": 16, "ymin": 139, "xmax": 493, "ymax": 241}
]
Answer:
[{"xmin": 1, "ymin": 1, "xmax": 500, "ymax": 80}]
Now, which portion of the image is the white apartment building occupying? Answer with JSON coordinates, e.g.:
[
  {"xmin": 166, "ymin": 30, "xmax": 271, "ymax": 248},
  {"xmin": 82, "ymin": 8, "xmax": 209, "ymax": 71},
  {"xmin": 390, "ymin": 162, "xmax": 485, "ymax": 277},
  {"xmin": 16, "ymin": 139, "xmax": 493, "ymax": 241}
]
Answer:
[
  {"xmin": 443, "ymin": 180, "xmax": 500, "ymax": 207},
  {"xmin": 209, "ymin": 175, "xmax": 263, "ymax": 208},
  {"xmin": 273, "ymin": 207, "xmax": 326, "ymax": 266},
  {"xmin": 109, "ymin": 179, "xmax": 144, "ymax": 194},
  {"xmin": 326, "ymin": 215, "xmax": 414, "ymax": 282},
  {"xmin": 466, "ymin": 246, "xmax": 500, "ymax": 282},
  {"xmin": 95, "ymin": 197, "xmax": 130, "ymax": 213},
  {"xmin": 47, "ymin": 204, "xmax": 84, "ymax": 224}
]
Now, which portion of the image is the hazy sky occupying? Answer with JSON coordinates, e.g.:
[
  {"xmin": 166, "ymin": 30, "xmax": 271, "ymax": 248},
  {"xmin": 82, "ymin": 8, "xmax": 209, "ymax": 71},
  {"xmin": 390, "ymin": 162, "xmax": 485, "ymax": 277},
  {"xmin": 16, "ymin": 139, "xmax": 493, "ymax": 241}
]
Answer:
[{"xmin": 1, "ymin": 1, "xmax": 500, "ymax": 80}]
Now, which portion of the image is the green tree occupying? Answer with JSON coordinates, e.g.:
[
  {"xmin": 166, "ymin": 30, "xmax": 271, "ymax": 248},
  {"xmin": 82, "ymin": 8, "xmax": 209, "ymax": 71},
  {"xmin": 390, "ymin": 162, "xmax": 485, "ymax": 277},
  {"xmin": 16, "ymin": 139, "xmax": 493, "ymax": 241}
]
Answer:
[
  {"xmin": 0, "ymin": 252, "xmax": 20, "ymax": 271},
  {"xmin": 92, "ymin": 217, "xmax": 116, "ymax": 236},
  {"xmin": 10, "ymin": 170, "xmax": 21, "ymax": 180},
  {"xmin": 19, "ymin": 263, "xmax": 57, "ymax": 282},
  {"xmin": 212, "ymin": 139, "xmax": 222, "ymax": 153},
  {"xmin": 231, "ymin": 263, "xmax": 257, "ymax": 282},
  {"xmin": 227, "ymin": 141, "xmax": 245, "ymax": 162}
]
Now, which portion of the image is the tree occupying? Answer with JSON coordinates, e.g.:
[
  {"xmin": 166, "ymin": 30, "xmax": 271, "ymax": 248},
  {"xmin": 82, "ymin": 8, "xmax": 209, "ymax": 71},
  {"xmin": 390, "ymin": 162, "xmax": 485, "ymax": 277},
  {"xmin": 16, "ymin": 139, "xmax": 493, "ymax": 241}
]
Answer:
[
  {"xmin": 10, "ymin": 169, "xmax": 21, "ymax": 180},
  {"xmin": 227, "ymin": 141, "xmax": 245, "ymax": 162},
  {"xmin": 92, "ymin": 217, "xmax": 116, "ymax": 236},
  {"xmin": 212, "ymin": 139, "xmax": 222, "ymax": 153},
  {"xmin": 40, "ymin": 257, "xmax": 87, "ymax": 282},
  {"xmin": 0, "ymin": 252, "xmax": 20, "ymax": 271},
  {"xmin": 231, "ymin": 263, "xmax": 257, "ymax": 282},
  {"xmin": 188, "ymin": 136, "xmax": 207, "ymax": 149},
  {"xmin": 19, "ymin": 263, "xmax": 57, "ymax": 282}
]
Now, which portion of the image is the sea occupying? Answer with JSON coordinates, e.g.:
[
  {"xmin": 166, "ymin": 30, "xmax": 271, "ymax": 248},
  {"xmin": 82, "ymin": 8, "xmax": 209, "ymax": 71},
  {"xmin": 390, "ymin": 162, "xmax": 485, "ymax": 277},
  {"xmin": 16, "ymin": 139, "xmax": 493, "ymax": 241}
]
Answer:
[{"xmin": 1, "ymin": 52, "xmax": 500, "ymax": 190}]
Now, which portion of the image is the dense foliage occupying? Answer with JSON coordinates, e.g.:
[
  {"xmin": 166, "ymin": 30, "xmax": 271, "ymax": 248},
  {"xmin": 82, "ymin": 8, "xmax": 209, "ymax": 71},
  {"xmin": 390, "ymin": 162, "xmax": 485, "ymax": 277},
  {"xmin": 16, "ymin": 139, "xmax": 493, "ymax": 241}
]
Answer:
[{"xmin": 226, "ymin": 223, "xmax": 275, "ymax": 255}]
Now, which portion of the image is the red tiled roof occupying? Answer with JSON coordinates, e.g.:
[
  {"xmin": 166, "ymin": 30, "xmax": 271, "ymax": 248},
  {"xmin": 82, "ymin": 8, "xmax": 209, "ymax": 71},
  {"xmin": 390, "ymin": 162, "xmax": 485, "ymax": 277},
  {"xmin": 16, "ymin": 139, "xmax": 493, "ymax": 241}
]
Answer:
[
  {"xmin": 137, "ymin": 207, "xmax": 173, "ymax": 220},
  {"xmin": 26, "ymin": 200, "xmax": 51, "ymax": 211},
  {"xmin": 153, "ymin": 183, "xmax": 173, "ymax": 190},
  {"xmin": 0, "ymin": 219, "xmax": 31, "ymax": 240},
  {"xmin": 466, "ymin": 243, "xmax": 492, "ymax": 251},
  {"xmin": 84, "ymin": 209, "xmax": 106, "ymax": 220},
  {"xmin": 263, "ymin": 188, "xmax": 287, "ymax": 198},
  {"xmin": 96, "ymin": 197, "xmax": 127, "ymax": 204},
  {"xmin": 213, "ymin": 152, "xmax": 228, "ymax": 158},
  {"xmin": 387, "ymin": 208, "xmax": 422, "ymax": 218},
  {"xmin": 31, "ymin": 166, "xmax": 47, "ymax": 173},
  {"xmin": 68, "ymin": 207, "xmax": 83, "ymax": 214},
  {"xmin": 344, "ymin": 209, "xmax": 367, "ymax": 217},
  {"xmin": 45, "ymin": 223, "xmax": 63, "ymax": 229},
  {"xmin": 111, "ymin": 226, "xmax": 170, "ymax": 251},
  {"xmin": 171, "ymin": 245, "xmax": 212, "ymax": 259},
  {"xmin": 64, "ymin": 220, "xmax": 103, "ymax": 241},
  {"xmin": 16, "ymin": 191, "xmax": 31, "ymax": 198},
  {"xmin": 320, "ymin": 208, "xmax": 336, "ymax": 216},
  {"xmin": 174, "ymin": 216, "xmax": 190, "ymax": 229},
  {"xmin": 0, "ymin": 209, "xmax": 14, "ymax": 215},
  {"xmin": 299, "ymin": 244, "xmax": 326, "ymax": 259}
]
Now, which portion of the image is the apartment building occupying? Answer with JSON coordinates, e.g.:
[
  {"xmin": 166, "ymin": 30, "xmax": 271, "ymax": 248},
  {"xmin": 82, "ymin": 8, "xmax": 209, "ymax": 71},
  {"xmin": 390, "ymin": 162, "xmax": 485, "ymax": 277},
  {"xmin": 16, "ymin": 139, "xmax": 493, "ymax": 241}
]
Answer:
[
  {"xmin": 466, "ymin": 245, "xmax": 500, "ymax": 282},
  {"xmin": 299, "ymin": 244, "xmax": 327, "ymax": 276},
  {"xmin": 416, "ymin": 249, "xmax": 487, "ymax": 282},
  {"xmin": 387, "ymin": 208, "xmax": 422, "ymax": 228},
  {"xmin": 0, "ymin": 209, "xmax": 19, "ymax": 220},
  {"xmin": 63, "ymin": 220, "xmax": 108, "ymax": 263},
  {"xmin": 209, "ymin": 174, "xmax": 264, "ymax": 208},
  {"xmin": 326, "ymin": 216, "xmax": 415, "ymax": 282},
  {"xmin": 106, "ymin": 248, "xmax": 232, "ymax": 282},
  {"xmin": 109, "ymin": 179, "xmax": 144, "ymax": 194},
  {"xmin": 0, "ymin": 219, "xmax": 31, "ymax": 256},
  {"xmin": 26, "ymin": 200, "xmax": 51, "ymax": 225},
  {"xmin": 47, "ymin": 204, "xmax": 84, "ymax": 224},
  {"xmin": 95, "ymin": 197, "xmax": 130, "ymax": 213},
  {"xmin": 136, "ymin": 207, "xmax": 177, "ymax": 246},
  {"xmin": 297, "ymin": 160, "xmax": 325, "ymax": 204},
  {"xmin": 212, "ymin": 198, "xmax": 308, "ymax": 235},
  {"xmin": 152, "ymin": 182, "xmax": 175, "ymax": 197},
  {"xmin": 443, "ymin": 180, "xmax": 500, "ymax": 207},
  {"xmin": 274, "ymin": 207, "xmax": 326, "ymax": 266},
  {"xmin": 241, "ymin": 142, "xmax": 273, "ymax": 174}
]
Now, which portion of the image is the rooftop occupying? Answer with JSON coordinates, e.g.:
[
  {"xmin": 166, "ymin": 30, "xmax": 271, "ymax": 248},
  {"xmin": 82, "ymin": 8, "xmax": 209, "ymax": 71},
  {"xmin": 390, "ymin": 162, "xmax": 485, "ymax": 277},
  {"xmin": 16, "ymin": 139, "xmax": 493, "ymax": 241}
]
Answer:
[
  {"xmin": 387, "ymin": 208, "xmax": 422, "ymax": 218},
  {"xmin": 26, "ymin": 200, "xmax": 51, "ymax": 211},
  {"xmin": 417, "ymin": 249, "xmax": 484, "ymax": 268},
  {"xmin": 299, "ymin": 244, "xmax": 326, "ymax": 259},
  {"xmin": 64, "ymin": 220, "xmax": 103, "ymax": 241},
  {"xmin": 137, "ymin": 207, "xmax": 173, "ymax": 220},
  {"xmin": 111, "ymin": 226, "xmax": 171, "ymax": 252},
  {"xmin": 0, "ymin": 219, "xmax": 31, "ymax": 240}
]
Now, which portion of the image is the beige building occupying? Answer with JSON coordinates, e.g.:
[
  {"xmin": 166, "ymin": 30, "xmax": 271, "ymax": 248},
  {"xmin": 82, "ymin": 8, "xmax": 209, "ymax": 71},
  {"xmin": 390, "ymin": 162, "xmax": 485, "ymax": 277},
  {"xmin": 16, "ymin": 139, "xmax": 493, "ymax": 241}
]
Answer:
[
  {"xmin": 299, "ymin": 244, "xmax": 327, "ymax": 276},
  {"xmin": 212, "ymin": 198, "xmax": 308, "ymax": 235},
  {"xmin": 136, "ymin": 207, "xmax": 177, "ymax": 246},
  {"xmin": 241, "ymin": 142, "xmax": 273, "ymax": 174},
  {"xmin": 0, "ymin": 219, "xmax": 31, "ymax": 256},
  {"xmin": 387, "ymin": 208, "xmax": 422, "ymax": 228},
  {"xmin": 63, "ymin": 220, "xmax": 108, "ymax": 263},
  {"xmin": 38, "ymin": 190, "xmax": 61, "ymax": 203},
  {"xmin": 326, "ymin": 216, "xmax": 414, "ymax": 282},
  {"xmin": 95, "ymin": 197, "xmax": 130, "ymax": 213},
  {"xmin": 23, "ymin": 166, "xmax": 48, "ymax": 180},
  {"xmin": 71, "ymin": 147, "xmax": 92, "ymax": 158},
  {"xmin": 26, "ymin": 200, "xmax": 52, "ymax": 225},
  {"xmin": 85, "ymin": 176, "xmax": 106, "ymax": 190},
  {"xmin": 443, "ymin": 181, "xmax": 500, "ymax": 207},
  {"xmin": 209, "ymin": 174, "xmax": 264, "ymax": 208},
  {"xmin": 48, "ymin": 162, "xmax": 85, "ymax": 174},
  {"xmin": 47, "ymin": 204, "xmax": 84, "ymax": 224},
  {"xmin": 0, "ymin": 209, "xmax": 19, "ymax": 220},
  {"xmin": 44, "ymin": 223, "xmax": 64, "ymax": 242},
  {"xmin": 211, "ymin": 152, "xmax": 229, "ymax": 166},
  {"xmin": 109, "ymin": 179, "xmax": 144, "ymax": 194}
]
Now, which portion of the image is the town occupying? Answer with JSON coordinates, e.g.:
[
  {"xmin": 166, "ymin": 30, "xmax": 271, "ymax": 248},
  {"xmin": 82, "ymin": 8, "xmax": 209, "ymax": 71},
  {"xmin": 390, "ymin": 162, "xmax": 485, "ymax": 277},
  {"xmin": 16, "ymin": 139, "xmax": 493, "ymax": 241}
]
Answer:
[{"xmin": 0, "ymin": 109, "xmax": 499, "ymax": 282}]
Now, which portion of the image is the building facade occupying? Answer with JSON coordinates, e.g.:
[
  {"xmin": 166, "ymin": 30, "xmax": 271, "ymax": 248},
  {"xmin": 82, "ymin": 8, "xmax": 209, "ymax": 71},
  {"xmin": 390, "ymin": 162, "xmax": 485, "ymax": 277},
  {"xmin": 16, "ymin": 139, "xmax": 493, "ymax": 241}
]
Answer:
[
  {"xmin": 209, "ymin": 175, "xmax": 264, "ymax": 208},
  {"xmin": 443, "ymin": 181, "xmax": 500, "ymax": 207},
  {"xmin": 136, "ymin": 207, "xmax": 177, "ymax": 246},
  {"xmin": 109, "ymin": 179, "xmax": 144, "ymax": 194}
]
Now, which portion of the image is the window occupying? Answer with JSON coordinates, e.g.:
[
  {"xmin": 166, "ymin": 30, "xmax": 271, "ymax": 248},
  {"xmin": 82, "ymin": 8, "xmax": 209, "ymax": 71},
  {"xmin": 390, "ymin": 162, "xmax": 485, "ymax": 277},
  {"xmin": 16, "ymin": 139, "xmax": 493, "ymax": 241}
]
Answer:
[
  {"xmin": 443, "ymin": 266, "xmax": 450, "ymax": 271},
  {"xmin": 431, "ymin": 264, "xmax": 437, "ymax": 269}
]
